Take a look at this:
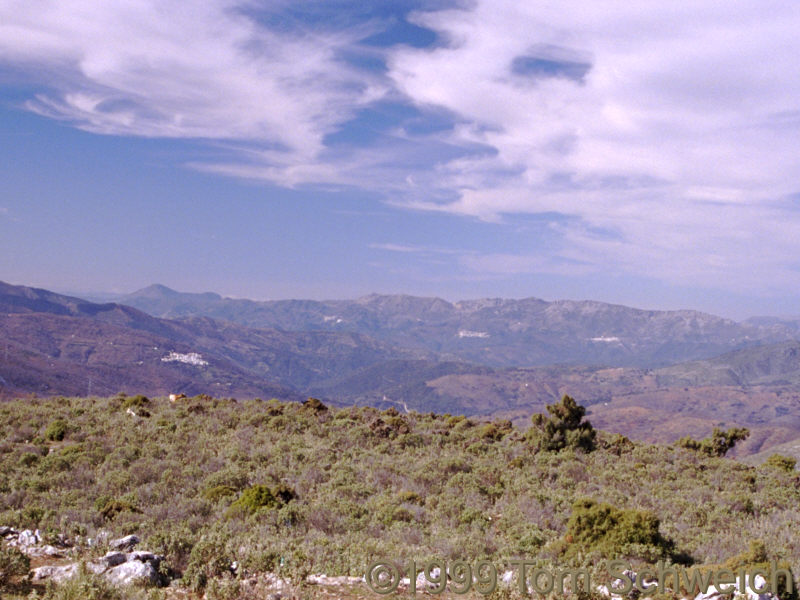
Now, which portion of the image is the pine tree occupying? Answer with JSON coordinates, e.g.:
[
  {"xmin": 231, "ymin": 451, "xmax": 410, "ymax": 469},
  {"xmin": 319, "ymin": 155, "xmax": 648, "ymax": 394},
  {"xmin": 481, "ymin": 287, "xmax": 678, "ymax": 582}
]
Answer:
[{"xmin": 528, "ymin": 395, "xmax": 596, "ymax": 452}]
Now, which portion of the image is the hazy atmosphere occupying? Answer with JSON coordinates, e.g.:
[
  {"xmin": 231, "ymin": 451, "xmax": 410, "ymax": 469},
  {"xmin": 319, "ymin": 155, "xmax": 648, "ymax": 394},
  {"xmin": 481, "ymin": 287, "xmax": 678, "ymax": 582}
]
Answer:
[{"xmin": 3, "ymin": 0, "xmax": 800, "ymax": 317}]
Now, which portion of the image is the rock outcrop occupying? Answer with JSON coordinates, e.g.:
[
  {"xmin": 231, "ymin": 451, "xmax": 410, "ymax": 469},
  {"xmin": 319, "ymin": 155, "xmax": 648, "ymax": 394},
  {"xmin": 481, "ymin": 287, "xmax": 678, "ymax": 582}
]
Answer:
[
  {"xmin": 0, "ymin": 527, "xmax": 165, "ymax": 588},
  {"xmin": 1, "ymin": 527, "xmax": 72, "ymax": 558}
]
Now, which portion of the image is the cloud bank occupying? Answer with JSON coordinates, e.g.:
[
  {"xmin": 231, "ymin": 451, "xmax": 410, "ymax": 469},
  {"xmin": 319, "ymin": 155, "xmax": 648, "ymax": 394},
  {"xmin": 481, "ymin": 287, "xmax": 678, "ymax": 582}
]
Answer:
[{"xmin": 2, "ymin": 0, "xmax": 800, "ymax": 294}]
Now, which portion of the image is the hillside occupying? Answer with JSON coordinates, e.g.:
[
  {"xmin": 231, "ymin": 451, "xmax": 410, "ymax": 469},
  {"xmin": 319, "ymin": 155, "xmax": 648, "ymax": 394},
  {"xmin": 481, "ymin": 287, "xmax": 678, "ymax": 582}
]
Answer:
[
  {"xmin": 0, "ymin": 395, "xmax": 797, "ymax": 599},
  {"xmin": 0, "ymin": 281, "xmax": 425, "ymax": 400},
  {"xmin": 324, "ymin": 358, "xmax": 800, "ymax": 457},
  {"xmin": 655, "ymin": 341, "xmax": 800, "ymax": 386},
  {"xmin": 742, "ymin": 436, "xmax": 800, "ymax": 466}
]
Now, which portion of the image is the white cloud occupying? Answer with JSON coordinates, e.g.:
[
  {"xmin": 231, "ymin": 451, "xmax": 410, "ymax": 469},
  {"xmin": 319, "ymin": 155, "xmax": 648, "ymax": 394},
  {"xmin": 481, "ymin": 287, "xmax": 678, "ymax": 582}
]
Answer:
[{"xmin": 384, "ymin": 1, "xmax": 800, "ymax": 291}]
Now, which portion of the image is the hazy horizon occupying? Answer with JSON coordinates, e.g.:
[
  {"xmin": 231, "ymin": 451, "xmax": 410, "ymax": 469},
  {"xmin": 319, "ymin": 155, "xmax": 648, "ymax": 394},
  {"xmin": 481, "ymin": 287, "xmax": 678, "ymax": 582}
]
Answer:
[{"xmin": 1, "ymin": 278, "xmax": 792, "ymax": 323}]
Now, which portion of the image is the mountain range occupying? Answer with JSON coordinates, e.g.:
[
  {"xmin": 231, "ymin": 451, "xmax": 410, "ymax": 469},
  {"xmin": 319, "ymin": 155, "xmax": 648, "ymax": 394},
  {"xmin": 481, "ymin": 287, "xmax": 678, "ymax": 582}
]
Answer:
[
  {"xmin": 4, "ymin": 280, "xmax": 800, "ymax": 458},
  {"xmin": 119, "ymin": 284, "xmax": 797, "ymax": 368}
]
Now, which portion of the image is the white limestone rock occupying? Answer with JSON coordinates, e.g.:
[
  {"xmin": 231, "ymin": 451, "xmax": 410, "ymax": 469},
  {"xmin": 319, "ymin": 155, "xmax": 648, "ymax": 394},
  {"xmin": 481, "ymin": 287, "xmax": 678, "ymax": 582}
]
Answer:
[
  {"xmin": 105, "ymin": 560, "xmax": 160, "ymax": 586},
  {"xmin": 16, "ymin": 529, "xmax": 42, "ymax": 547},
  {"xmin": 23, "ymin": 544, "xmax": 66, "ymax": 558},
  {"xmin": 30, "ymin": 564, "xmax": 79, "ymax": 583}
]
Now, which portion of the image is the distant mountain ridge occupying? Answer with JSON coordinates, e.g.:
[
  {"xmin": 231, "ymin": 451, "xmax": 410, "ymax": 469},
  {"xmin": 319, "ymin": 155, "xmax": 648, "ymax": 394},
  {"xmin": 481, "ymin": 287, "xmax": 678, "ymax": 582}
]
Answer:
[{"xmin": 118, "ymin": 283, "xmax": 797, "ymax": 368}]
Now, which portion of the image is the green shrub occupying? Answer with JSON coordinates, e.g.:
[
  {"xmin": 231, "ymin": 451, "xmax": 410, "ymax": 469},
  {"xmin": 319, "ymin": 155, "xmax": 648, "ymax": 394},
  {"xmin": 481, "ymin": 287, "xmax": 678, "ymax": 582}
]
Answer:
[
  {"xmin": 381, "ymin": 506, "xmax": 414, "ymax": 525},
  {"xmin": 602, "ymin": 433, "xmax": 635, "ymax": 456},
  {"xmin": 205, "ymin": 577, "xmax": 241, "ymax": 600},
  {"xmin": 58, "ymin": 443, "xmax": 85, "ymax": 458},
  {"xmin": 121, "ymin": 395, "xmax": 150, "ymax": 410},
  {"xmin": 478, "ymin": 421, "xmax": 512, "ymax": 441},
  {"xmin": 446, "ymin": 415, "xmax": 465, "ymax": 428},
  {"xmin": 399, "ymin": 433, "xmax": 424, "ymax": 448},
  {"xmin": 20, "ymin": 505, "xmax": 47, "ymax": 528},
  {"xmin": 44, "ymin": 419, "xmax": 68, "ymax": 441},
  {"xmin": 721, "ymin": 541, "xmax": 798, "ymax": 600},
  {"xmin": 239, "ymin": 546, "xmax": 280, "ymax": 574},
  {"xmin": 397, "ymin": 490, "xmax": 424, "ymax": 505},
  {"xmin": 233, "ymin": 485, "xmax": 278, "ymax": 513},
  {"xmin": 676, "ymin": 427, "xmax": 749, "ymax": 457},
  {"xmin": 272, "ymin": 483, "xmax": 297, "ymax": 505},
  {"xmin": 267, "ymin": 415, "xmax": 288, "ymax": 431},
  {"xmin": 230, "ymin": 483, "xmax": 295, "ymax": 515},
  {"xmin": 764, "ymin": 454, "xmax": 797, "ymax": 472},
  {"xmin": 94, "ymin": 496, "xmax": 140, "ymax": 520},
  {"xmin": 183, "ymin": 532, "xmax": 233, "ymax": 591},
  {"xmin": 452, "ymin": 418, "xmax": 474, "ymax": 432},
  {"xmin": 19, "ymin": 451, "xmax": 40, "ymax": 467},
  {"xmin": 264, "ymin": 399, "xmax": 284, "ymax": 416},
  {"xmin": 203, "ymin": 485, "xmax": 237, "ymax": 503},
  {"xmin": 302, "ymin": 397, "xmax": 328, "ymax": 413},
  {"xmin": 564, "ymin": 498, "xmax": 677, "ymax": 562},
  {"xmin": 156, "ymin": 417, "xmax": 176, "ymax": 432},
  {"xmin": 385, "ymin": 415, "xmax": 411, "ymax": 435}
]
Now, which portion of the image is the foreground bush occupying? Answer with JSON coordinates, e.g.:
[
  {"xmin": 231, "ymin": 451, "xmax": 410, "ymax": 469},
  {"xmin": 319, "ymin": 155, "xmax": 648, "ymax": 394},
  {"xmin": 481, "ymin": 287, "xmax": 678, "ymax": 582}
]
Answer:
[
  {"xmin": 563, "ymin": 498, "xmax": 677, "ymax": 563},
  {"xmin": 720, "ymin": 541, "xmax": 798, "ymax": 600},
  {"xmin": 44, "ymin": 419, "xmax": 68, "ymax": 442}
]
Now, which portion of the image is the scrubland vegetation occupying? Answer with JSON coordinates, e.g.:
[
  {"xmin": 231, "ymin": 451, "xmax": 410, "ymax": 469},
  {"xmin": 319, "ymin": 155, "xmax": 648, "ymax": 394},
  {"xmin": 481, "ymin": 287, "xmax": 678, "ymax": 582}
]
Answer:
[{"xmin": 0, "ymin": 394, "xmax": 799, "ymax": 599}]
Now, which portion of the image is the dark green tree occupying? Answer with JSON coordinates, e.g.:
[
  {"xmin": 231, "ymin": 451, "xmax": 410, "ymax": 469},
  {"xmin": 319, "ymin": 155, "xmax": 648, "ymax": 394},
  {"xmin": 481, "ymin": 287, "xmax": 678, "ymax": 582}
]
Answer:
[
  {"xmin": 677, "ymin": 427, "xmax": 749, "ymax": 457},
  {"xmin": 528, "ymin": 395, "xmax": 596, "ymax": 452}
]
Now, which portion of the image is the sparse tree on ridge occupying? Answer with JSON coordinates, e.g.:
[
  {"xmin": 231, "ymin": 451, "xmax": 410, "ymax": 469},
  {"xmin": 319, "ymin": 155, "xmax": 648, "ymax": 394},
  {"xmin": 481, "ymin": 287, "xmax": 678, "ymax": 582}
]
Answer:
[
  {"xmin": 676, "ymin": 426, "xmax": 750, "ymax": 457},
  {"xmin": 528, "ymin": 394, "xmax": 597, "ymax": 452}
]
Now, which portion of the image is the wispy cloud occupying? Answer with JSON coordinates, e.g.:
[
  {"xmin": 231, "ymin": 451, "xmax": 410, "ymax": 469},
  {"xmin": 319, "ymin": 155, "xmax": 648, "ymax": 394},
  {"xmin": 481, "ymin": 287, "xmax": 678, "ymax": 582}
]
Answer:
[
  {"xmin": 370, "ymin": 243, "xmax": 421, "ymax": 253},
  {"xmin": 0, "ymin": 1, "xmax": 386, "ymax": 178},
  {"xmin": 370, "ymin": 242, "xmax": 472, "ymax": 255}
]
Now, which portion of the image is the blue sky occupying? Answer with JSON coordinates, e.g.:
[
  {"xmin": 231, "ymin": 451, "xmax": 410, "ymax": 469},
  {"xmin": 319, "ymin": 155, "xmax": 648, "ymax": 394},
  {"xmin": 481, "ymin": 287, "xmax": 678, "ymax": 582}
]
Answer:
[{"xmin": 2, "ymin": 0, "xmax": 800, "ymax": 319}]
